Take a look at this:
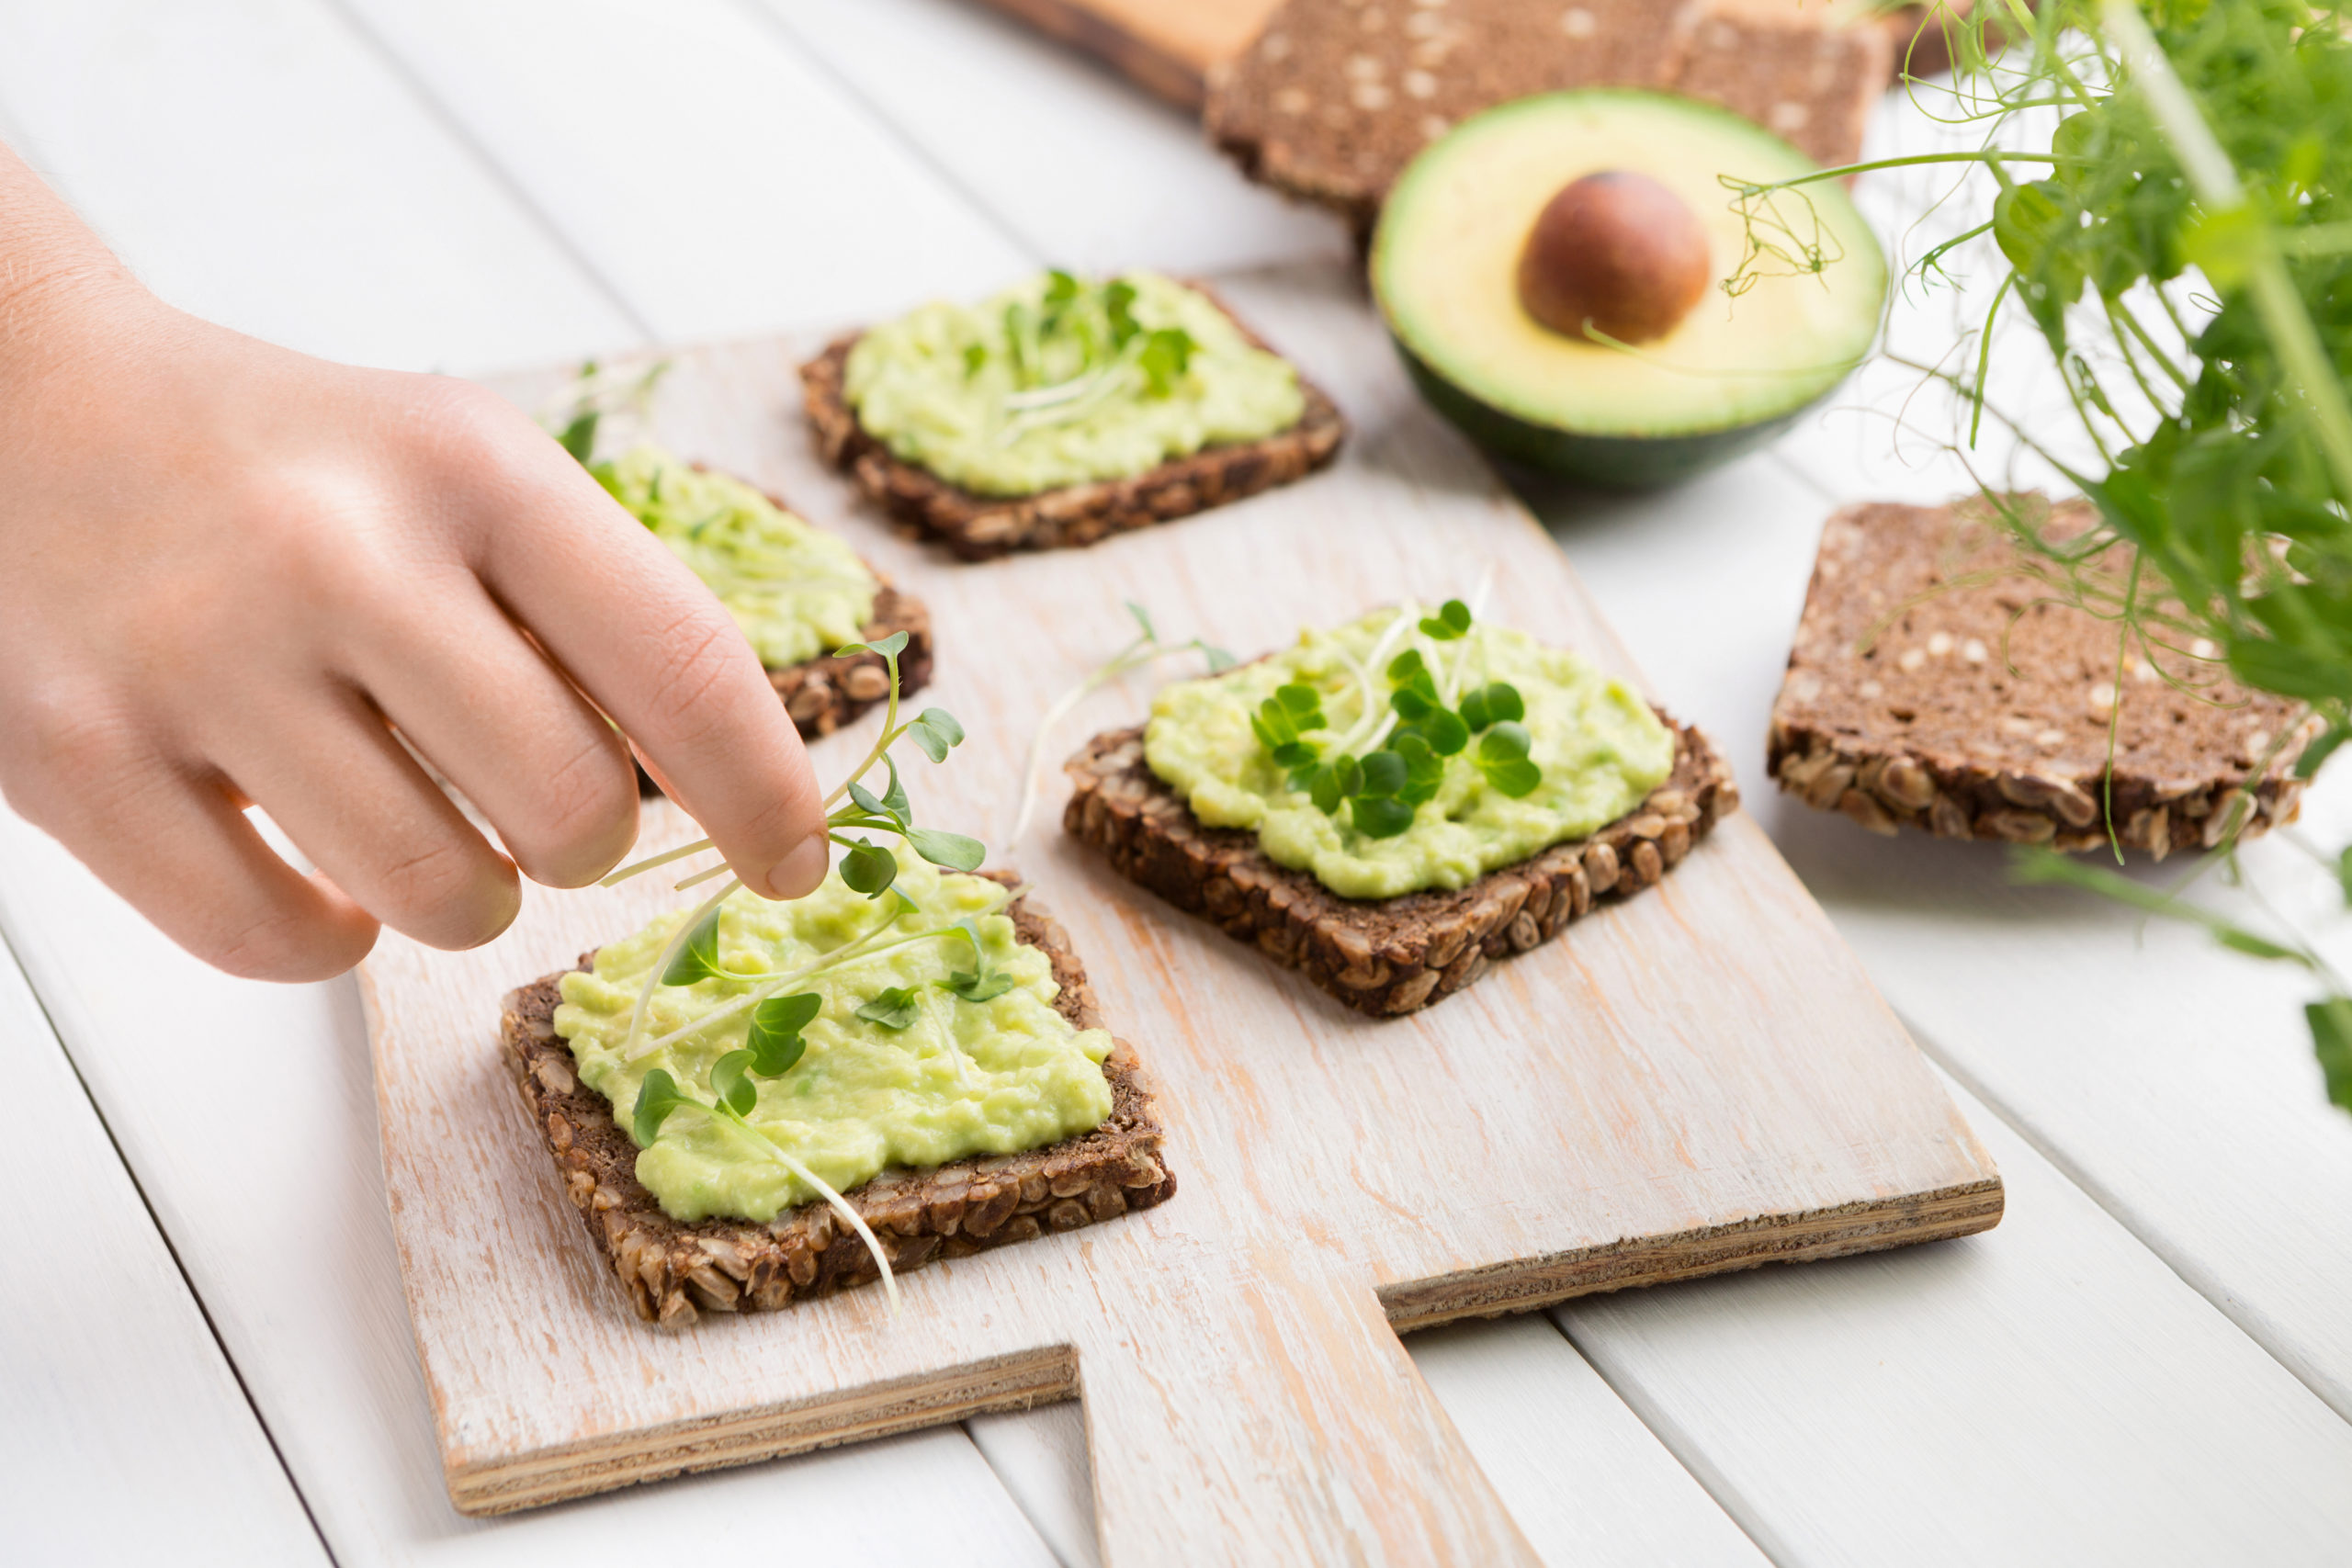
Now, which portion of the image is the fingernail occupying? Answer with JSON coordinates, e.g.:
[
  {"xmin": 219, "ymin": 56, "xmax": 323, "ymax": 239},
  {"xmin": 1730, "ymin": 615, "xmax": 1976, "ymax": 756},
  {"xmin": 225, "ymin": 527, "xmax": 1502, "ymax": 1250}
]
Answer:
[{"xmin": 763, "ymin": 833, "xmax": 831, "ymax": 900}]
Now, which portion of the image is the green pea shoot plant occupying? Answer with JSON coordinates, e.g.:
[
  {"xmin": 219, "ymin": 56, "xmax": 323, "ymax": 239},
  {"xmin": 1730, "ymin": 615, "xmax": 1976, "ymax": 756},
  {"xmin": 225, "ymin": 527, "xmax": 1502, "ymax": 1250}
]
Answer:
[
  {"xmin": 983, "ymin": 271, "xmax": 1199, "ymax": 446},
  {"xmin": 1254, "ymin": 600, "xmax": 1540, "ymax": 840},
  {"xmin": 1721, "ymin": 0, "xmax": 2352, "ymax": 1110}
]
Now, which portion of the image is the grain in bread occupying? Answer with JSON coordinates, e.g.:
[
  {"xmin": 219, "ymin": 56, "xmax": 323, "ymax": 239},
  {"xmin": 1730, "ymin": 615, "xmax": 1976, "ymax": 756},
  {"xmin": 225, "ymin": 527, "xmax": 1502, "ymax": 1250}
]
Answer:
[
  {"xmin": 1064, "ymin": 715, "xmax": 1736, "ymax": 1016},
  {"xmin": 1767, "ymin": 498, "xmax": 2314, "ymax": 856},
  {"xmin": 799, "ymin": 291, "xmax": 1345, "ymax": 560},
  {"xmin": 503, "ymin": 885, "xmax": 1174, "ymax": 1326},
  {"xmin": 1204, "ymin": 0, "xmax": 1898, "ymax": 231}
]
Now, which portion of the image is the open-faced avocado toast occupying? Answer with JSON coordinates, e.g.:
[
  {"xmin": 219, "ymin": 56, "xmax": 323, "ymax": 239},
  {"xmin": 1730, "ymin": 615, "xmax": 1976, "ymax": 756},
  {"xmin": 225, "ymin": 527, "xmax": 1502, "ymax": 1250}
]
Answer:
[
  {"xmin": 589, "ymin": 444, "xmax": 933, "ymax": 744},
  {"xmin": 803, "ymin": 270, "xmax": 1345, "ymax": 559},
  {"xmin": 1064, "ymin": 602, "xmax": 1737, "ymax": 1015},
  {"xmin": 1372, "ymin": 89, "xmax": 1886, "ymax": 487},
  {"xmin": 506, "ymin": 853, "xmax": 1173, "ymax": 1325}
]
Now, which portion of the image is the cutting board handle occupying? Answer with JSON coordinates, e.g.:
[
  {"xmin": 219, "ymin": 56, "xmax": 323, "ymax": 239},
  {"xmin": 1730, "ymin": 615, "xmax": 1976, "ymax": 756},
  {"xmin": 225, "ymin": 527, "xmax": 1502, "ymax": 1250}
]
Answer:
[{"xmin": 1076, "ymin": 1247, "xmax": 1542, "ymax": 1566}]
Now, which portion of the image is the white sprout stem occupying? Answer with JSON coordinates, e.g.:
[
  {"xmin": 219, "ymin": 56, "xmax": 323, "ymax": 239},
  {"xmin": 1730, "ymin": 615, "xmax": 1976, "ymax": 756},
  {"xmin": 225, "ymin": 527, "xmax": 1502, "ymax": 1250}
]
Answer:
[
  {"xmin": 1012, "ymin": 658, "xmax": 1128, "ymax": 843},
  {"xmin": 673, "ymin": 861, "xmax": 731, "ymax": 892},
  {"xmin": 603, "ymin": 837, "xmax": 715, "ymax": 887},
  {"xmin": 622, "ymin": 889, "xmax": 1020, "ymax": 1066},
  {"xmin": 622, "ymin": 877, "xmax": 741, "ymax": 1059},
  {"xmin": 712, "ymin": 1111, "xmax": 900, "ymax": 1316},
  {"xmin": 1334, "ymin": 603, "xmax": 1420, "ymax": 754},
  {"xmin": 1014, "ymin": 635, "xmax": 1230, "ymax": 841},
  {"xmin": 920, "ymin": 987, "xmax": 975, "ymax": 1089}
]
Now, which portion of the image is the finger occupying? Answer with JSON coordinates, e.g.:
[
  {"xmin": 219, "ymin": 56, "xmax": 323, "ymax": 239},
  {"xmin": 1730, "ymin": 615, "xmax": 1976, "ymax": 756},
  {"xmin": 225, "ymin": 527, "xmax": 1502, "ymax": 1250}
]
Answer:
[
  {"xmin": 205, "ymin": 682, "xmax": 522, "ymax": 953},
  {"xmin": 0, "ymin": 702, "xmax": 378, "ymax": 980},
  {"xmin": 347, "ymin": 576, "xmax": 639, "ymax": 890},
  {"xmin": 454, "ymin": 398, "xmax": 827, "ymax": 898}
]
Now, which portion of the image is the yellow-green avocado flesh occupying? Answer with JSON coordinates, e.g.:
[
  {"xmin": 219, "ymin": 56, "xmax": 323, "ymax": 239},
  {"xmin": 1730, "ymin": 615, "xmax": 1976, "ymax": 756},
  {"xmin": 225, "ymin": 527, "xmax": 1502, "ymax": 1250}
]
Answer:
[
  {"xmin": 592, "ymin": 443, "xmax": 877, "ymax": 670},
  {"xmin": 1143, "ymin": 607, "xmax": 1675, "ymax": 901},
  {"xmin": 842, "ymin": 271, "xmax": 1306, "ymax": 497},
  {"xmin": 1372, "ymin": 90, "xmax": 1886, "ymax": 488},
  {"xmin": 552, "ymin": 852, "xmax": 1114, "ymax": 1224}
]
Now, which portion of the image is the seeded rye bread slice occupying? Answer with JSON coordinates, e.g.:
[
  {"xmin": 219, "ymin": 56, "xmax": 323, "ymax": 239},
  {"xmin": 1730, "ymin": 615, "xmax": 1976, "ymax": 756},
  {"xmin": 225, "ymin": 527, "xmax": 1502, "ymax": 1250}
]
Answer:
[
  {"xmin": 1066, "ymin": 714, "xmax": 1736, "ymax": 1016},
  {"xmin": 799, "ymin": 288, "xmax": 1346, "ymax": 560},
  {"xmin": 1204, "ymin": 0, "xmax": 1894, "ymax": 235},
  {"xmin": 1767, "ymin": 499, "xmax": 2313, "ymax": 858},
  {"xmin": 502, "ymin": 881, "xmax": 1175, "ymax": 1327}
]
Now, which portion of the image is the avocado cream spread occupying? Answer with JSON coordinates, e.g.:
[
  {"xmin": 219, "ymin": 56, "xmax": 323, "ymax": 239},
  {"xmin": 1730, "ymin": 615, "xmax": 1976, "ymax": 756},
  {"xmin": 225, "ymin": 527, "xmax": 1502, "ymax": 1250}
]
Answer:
[
  {"xmin": 1144, "ymin": 607, "xmax": 1675, "ymax": 900},
  {"xmin": 553, "ymin": 853, "xmax": 1114, "ymax": 1224},
  {"xmin": 592, "ymin": 444, "xmax": 877, "ymax": 669},
  {"xmin": 842, "ymin": 270, "xmax": 1306, "ymax": 497}
]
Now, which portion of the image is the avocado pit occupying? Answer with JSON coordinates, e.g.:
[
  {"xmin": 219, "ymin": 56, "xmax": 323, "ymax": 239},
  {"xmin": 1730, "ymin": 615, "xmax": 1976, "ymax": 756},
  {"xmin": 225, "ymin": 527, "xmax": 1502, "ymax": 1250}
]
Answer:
[{"xmin": 1516, "ymin": 170, "xmax": 1710, "ymax": 345}]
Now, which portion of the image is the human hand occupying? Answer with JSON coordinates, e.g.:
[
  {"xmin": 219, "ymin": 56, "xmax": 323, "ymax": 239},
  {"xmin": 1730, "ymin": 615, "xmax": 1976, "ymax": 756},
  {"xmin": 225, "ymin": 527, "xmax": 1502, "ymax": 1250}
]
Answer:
[{"xmin": 0, "ymin": 147, "xmax": 829, "ymax": 980}]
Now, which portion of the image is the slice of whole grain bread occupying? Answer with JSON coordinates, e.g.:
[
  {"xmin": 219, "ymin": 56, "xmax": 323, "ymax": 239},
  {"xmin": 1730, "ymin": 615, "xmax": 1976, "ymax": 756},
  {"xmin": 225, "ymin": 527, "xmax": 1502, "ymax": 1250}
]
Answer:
[
  {"xmin": 502, "ymin": 883, "xmax": 1174, "ymax": 1327},
  {"xmin": 1064, "ymin": 714, "xmax": 1736, "ymax": 1016},
  {"xmin": 1767, "ymin": 498, "xmax": 2314, "ymax": 857},
  {"xmin": 1204, "ymin": 0, "xmax": 1895, "ymax": 233},
  {"xmin": 799, "ymin": 292, "xmax": 1346, "ymax": 561}
]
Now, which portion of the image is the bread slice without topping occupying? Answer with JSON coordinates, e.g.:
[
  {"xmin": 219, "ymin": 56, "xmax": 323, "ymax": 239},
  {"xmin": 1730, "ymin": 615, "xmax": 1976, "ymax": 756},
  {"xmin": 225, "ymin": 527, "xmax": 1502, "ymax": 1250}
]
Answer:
[
  {"xmin": 799, "ymin": 290, "xmax": 1345, "ymax": 561},
  {"xmin": 1063, "ymin": 715, "xmax": 1737, "ymax": 1017},
  {"xmin": 1203, "ymin": 0, "xmax": 1893, "ymax": 234},
  {"xmin": 1766, "ymin": 498, "xmax": 2314, "ymax": 857},
  {"xmin": 503, "ymin": 883, "xmax": 1174, "ymax": 1326}
]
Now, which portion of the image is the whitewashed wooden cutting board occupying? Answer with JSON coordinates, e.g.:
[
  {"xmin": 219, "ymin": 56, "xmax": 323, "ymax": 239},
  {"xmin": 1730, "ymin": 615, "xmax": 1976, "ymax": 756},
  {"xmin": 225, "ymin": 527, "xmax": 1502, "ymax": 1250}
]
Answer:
[{"xmin": 359, "ymin": 265, "xmax": 1999, "ymax": 1562}]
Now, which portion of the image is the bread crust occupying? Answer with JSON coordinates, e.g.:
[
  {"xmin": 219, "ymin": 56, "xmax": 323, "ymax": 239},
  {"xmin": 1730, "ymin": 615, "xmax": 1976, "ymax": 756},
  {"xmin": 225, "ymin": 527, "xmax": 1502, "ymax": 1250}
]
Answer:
[
  {"xmin": 1767, "ymin": 499, "xmax": 2313, "ymax": 857},
  {"xmin": 798, "ymin": 292, "xmax": 1346, "ymax": 561},
  {"xmin": 1063, "ymin": 715, "xmax": 1737, "ymax": 1017},
  {"xmin": 502, "ymin": 885, "xmax": 1175, "ymax": 1326}
]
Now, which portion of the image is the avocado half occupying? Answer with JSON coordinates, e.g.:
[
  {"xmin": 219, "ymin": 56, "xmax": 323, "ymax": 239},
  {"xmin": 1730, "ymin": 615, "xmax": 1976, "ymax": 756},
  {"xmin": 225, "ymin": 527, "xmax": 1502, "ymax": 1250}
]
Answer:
[{"xmin": 1371, "ymin": 90, "xmax": 1887, "ymax": 489}]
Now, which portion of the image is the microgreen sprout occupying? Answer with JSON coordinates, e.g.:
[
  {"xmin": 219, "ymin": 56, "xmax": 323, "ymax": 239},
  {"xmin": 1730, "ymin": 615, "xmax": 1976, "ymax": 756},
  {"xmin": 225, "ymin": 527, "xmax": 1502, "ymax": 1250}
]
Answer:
[
  {"xmin": 1261, "ymin": 602, "xmax": 1540, "ymax": 840},
  {"xmin": 978, "ymin": 273, "xmax": 1202, "ymax": 446},
  {"xmin": 854, "ymin": 987, "xmax": 922, "ymax": 1031},
  {"xmin": 1012, "ymin": 600, "xmax": 1234, "ymax": 840},
  {"xmin": 631, "ymin": 1066, "xmax": 902, "ymax": 1315},
  {"xmin": 544, "ymin": 357, "xmax": 672, "ymax": 466},
  {"xmin": 590, "ymin": 629, "xmax": 1014, "ymax": 1303}
]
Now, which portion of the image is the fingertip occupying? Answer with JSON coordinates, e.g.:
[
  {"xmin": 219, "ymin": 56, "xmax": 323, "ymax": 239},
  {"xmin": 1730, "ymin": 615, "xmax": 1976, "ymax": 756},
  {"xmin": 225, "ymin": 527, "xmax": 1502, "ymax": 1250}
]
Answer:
[{"xmin": 757, "ymin": 832, "xmax": 831, "ymax": 901}]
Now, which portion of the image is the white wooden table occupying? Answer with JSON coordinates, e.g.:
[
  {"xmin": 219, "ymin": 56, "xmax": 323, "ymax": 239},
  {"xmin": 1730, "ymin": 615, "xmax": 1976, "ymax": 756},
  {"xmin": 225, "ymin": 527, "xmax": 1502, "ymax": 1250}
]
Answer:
[{"xmin": 4, "ymin": 4, "xmax": 2349, "ymax": 1563}]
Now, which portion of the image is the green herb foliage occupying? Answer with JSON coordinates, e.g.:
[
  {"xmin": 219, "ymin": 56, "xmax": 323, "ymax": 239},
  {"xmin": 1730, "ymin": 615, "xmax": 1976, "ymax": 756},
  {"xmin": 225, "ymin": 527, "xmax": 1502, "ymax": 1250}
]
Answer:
[
  {"xmin": 854, "ymin": 987, "xmax": 922, "ymax": 1031},
  {"xmin": 745, "ymin": 992, "xmax": 821, "ymax": 1076},
  {"xmin": 984, "ymin": 273, "xmax": 1202, "ymax": 445},
  {"xmin": 1724, "ymin": 0, "xmax": 2352, "ymax": 1111},
  {"xmin": 1261, "ymin": 603, "xmax": 1537, "ymax": 840},
  {"xmin": 941, "ymin": 917, "xmax": 1015, "ymax": 1003}
]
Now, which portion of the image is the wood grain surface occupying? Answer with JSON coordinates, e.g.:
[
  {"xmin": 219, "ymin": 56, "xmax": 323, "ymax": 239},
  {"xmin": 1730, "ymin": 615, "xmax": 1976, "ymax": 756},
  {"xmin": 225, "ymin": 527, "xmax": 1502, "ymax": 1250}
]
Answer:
[
  {"xmin": 359, "ymin": 265, "xmax": 1998, "ymax": 1559},
  {"xmin": 971, "ymin": 0, "xmax": 1277, "ymax": 105}
]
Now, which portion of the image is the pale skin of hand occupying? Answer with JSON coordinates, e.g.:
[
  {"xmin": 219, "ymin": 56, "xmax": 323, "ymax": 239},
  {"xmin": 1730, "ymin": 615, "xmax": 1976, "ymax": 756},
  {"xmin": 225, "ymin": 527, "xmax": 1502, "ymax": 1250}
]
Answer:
[{"xmin": 0, "ymin": 144, "xmax": 831, "ymax": 981}]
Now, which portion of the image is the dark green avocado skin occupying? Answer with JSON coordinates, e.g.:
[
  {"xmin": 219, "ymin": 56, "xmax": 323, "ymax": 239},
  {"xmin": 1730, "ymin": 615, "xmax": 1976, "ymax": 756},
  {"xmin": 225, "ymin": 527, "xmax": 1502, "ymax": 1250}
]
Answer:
[{"xmin": 1395, "ymin": 339, "xmax": 1821, "ymax": 489}]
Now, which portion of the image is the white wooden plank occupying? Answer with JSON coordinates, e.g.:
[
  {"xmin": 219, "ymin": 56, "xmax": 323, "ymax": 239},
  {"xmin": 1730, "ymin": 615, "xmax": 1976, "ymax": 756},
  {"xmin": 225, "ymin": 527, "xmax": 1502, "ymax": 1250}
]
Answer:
[
  {"xmin": 1555, "ymin": 1069, "xmax": 2352, "ymax": 1567},
  {"xmin": 1408, "ymin": 1316, "xmax": 1769, "ymax": 1568},
  {"xmin": 966, "ymin": 1406, "xmax": 1101, "ymax": 1568},
  {"xmin": 0, "ymin": 811, "xmax": 1059, "ymax": 1568},
  {"xmin": 336, "ymin": 0, "xmax": 1030, "ymax": 345},
  {"xmin": 759, "ymin": 0, "xmax": 1352, "ymax": 276},
  {"xmin": 966, "ymin": 1308, "xmax": 1778, "ymax": 1568},
  {"xmin": 0, "ymin": 941, "xmax": 329, "ymax": 1568},
  {"xmin": 0, "ymin": 0, "xmax": 636, "ymax": 373},
  {"xmin": 1736, "ymin": 90, "xmax": 2352, "ymax": 1422},
  {"xmin": 1765, "ymin": 784, "xmax": 2352, "ymax": 1423}
]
